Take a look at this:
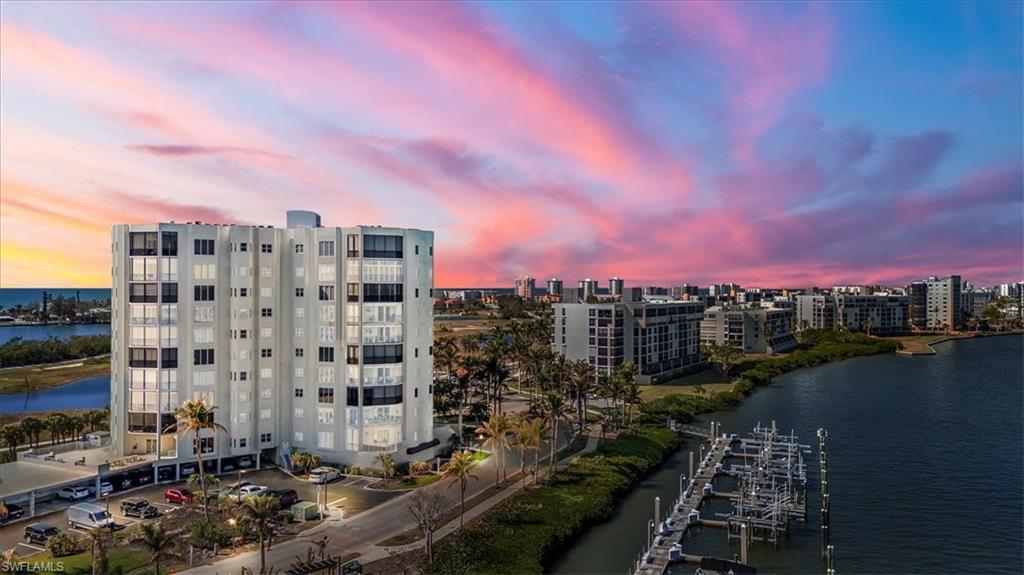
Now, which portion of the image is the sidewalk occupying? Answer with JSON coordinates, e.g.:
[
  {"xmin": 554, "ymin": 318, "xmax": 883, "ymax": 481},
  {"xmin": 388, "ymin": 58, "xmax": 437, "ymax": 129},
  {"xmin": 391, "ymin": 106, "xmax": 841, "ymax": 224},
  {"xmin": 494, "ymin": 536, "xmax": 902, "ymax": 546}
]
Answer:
[{"xmin": 358, "ymin": 433, "xmax": 602, "ymax": 563}]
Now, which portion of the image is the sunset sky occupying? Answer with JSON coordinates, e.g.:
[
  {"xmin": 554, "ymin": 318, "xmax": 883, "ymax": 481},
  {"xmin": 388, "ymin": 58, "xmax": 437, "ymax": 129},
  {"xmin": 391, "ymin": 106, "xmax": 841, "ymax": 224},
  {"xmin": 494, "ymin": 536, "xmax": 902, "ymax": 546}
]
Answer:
[{"xmin": 1, "ymin": 1, "xmax": 1021, "ymax": 289}]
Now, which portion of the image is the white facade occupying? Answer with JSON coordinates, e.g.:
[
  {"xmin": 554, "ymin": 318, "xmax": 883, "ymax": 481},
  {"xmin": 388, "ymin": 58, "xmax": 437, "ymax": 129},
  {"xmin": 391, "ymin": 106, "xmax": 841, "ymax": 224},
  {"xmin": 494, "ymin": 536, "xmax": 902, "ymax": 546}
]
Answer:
[{"xmin": 110, "ymin": 212, "xmax": 435, "ymax": 470}]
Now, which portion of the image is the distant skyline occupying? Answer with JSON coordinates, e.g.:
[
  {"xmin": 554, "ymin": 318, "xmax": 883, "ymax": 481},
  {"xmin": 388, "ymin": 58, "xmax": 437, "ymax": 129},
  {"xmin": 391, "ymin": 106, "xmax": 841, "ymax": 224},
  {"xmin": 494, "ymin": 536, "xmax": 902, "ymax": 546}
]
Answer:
[{"xmin": 1, "ymin": 1, "xmax": 1021, "ymax": 288}]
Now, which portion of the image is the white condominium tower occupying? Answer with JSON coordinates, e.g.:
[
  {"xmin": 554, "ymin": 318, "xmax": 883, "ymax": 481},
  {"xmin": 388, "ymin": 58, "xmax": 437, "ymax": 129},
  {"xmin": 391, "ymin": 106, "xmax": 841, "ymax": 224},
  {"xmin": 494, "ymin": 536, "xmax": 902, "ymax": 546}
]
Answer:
[{"xmin": 110, "ymin": 211, "xmax": 436, "ymax": 474}]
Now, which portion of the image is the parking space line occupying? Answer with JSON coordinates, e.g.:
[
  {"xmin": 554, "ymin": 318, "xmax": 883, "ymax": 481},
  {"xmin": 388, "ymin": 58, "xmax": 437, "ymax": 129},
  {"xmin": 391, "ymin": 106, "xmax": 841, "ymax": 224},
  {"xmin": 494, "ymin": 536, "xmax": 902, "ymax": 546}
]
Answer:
[
  {"xmin": 19, "ymin": 542, "xmax": 45, "ymax": 552},
  {"xmin": 327, "ymin": 496, "xmax": 348, "ymax": 506},
  {"xmin": 339, "ymin": 477, "xmax": 361, "ymax": 486}
]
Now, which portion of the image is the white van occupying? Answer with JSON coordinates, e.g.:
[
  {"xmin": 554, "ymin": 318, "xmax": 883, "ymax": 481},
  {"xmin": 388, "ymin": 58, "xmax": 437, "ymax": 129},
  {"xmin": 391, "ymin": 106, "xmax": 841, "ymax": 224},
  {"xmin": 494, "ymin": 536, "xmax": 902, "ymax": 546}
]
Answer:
[{"xmin": 67, "ymin": 503, "xmax": 114, "ymax": 530}]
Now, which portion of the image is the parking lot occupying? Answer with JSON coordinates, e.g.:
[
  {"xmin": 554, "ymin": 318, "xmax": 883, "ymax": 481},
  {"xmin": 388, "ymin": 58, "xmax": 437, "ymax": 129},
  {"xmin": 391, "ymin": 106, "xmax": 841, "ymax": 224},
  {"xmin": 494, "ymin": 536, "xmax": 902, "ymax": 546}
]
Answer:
[{"xmin": 0, "ymin": 468, "xmax": 401, "ymax": 558}]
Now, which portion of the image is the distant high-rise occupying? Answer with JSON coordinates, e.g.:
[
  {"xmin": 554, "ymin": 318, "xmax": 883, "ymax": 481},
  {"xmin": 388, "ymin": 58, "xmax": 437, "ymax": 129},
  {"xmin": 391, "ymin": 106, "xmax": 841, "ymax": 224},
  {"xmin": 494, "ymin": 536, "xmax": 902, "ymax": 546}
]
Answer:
[
  {"xmin": 514, "ymin": 275, "xmax": 536, "ymax": 300},
  {"xmin": 547, "ymin": 278, "xmax": 563, "ymax": 296},
  {"xmin": 609, "ymin": 277, "xmax": 624, "ymax": 297},
  {"xmin": 908, "ymin": 275, "xmax": 962, "ymax": 329},
  {"xmin": 578, "ymin": 278, "xmax": 598, "ymax": 300}
]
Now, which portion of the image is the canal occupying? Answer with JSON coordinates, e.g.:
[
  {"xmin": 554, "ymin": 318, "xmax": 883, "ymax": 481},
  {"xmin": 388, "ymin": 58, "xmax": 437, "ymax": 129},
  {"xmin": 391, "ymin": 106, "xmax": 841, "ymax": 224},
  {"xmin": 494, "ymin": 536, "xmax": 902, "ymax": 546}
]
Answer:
[{"xmin": 552, "ymin": 335, "xmax": 1023, "ymax": 574}]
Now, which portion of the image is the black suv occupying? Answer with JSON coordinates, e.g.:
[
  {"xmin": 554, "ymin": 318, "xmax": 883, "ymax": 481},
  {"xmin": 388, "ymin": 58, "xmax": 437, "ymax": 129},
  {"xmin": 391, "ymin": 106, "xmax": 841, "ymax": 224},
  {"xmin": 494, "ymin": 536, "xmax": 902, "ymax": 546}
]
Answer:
[
  {"xmin": 24, "ymin": 523, "xmax": 61, "ymax": 545},
  {"xmin": 269, "ymin": 489, "xmax": 299, "ymax": 507},
  {"xmin": 120, "ymin": 498, "xmax": 159, "ymax": 519}
]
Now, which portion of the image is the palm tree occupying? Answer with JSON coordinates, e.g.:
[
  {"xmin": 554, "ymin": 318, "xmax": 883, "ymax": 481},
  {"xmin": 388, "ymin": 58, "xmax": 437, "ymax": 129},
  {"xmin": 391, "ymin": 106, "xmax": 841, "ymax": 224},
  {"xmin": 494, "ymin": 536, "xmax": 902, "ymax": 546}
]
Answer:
[
  {"xmin": 455, "ymin": 353, "xmax": 481, "ymax": 440},
  {"xmin": 165, "ymin": 396, "xmax": 227, "ymax": 522},
  {"xmin": 20, "ymin": 417, "xmax": 43, "ymax": 448},
  {"xmin": 539, "ymin": 392, "xmax": 570, "ymax": 478},
  {"xmin": 291, "ymin": 452, "xmax": 321, "ymax": 476},
  {"xmin": 509, "ymin": 415, "xmax": 539, "ymax": 487},
  {"xmin": 236, "ymin": 495, "xmax": 281, "ymax": 573},
  {"xmin": 375, "ymin": 453, "xmax": 397, "ymax": 480},
  {"xmin": 45, "ymin": 413, "xmax": 66, "ymax": 444},
  {"xmin": 476, "ymin": 414, "xmax": 511, "ymax": 487},
  {"xmin": 133, "ymin": 523, "xmax": 176, "ymax": 575},
  {"xmin": 85, "ymin": 526, "xmax": 112, "ymax": 575},
  {"xmin": 186, "ymin": 473, "xmax": 221, "ymax": 507},
  {"xmin": 69, "ymin": 415, "xmax": 86, "ymax": 442},
  {"xmin": 83, "ymin": 409, "xmax": 107, "ymax": 432},
  {"xmin": 568, "ymin": 360, "xmax": 596, "ymax": 434},
  {"xmin": 440, "ymin": 450, "xmax": 479, "ymax": 531},
  {"xmin": 1, "ymin": 424, "xmax": 24, "ymax": 457}
]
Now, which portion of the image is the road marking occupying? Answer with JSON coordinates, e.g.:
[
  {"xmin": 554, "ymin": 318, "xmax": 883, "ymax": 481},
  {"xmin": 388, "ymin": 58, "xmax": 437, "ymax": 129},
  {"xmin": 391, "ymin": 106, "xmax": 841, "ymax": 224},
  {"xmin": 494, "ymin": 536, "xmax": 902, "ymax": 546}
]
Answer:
[
  {"xmin": 19, "ymin": 542, "xmax": 45, "ymax": 552},
  {"xmin": 339, "ymin": 477, "xmax": 361, "ymax": 486},
  {"xmin": 327, "ymin": 496, "xmax": 348, "ymax": 506}
]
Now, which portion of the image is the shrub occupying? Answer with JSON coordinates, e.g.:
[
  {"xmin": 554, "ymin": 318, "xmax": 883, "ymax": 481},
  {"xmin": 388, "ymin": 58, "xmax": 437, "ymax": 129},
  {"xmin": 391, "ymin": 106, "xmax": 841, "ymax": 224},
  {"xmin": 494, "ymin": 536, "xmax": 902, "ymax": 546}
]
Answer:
[
  {"xmin": 186, "ymin": 517, "xmax": 233, "ymax": 550},
  {"xmin": 409, "ymin": 460, "xmax": 432, "ymax": 476},
  {"xmin": 430, "ymin": 427, "xmax": 678, "ymax": 574},
  {"xmin": 45, "ymin": 533, "xmax": 79, "ymax": 557}
]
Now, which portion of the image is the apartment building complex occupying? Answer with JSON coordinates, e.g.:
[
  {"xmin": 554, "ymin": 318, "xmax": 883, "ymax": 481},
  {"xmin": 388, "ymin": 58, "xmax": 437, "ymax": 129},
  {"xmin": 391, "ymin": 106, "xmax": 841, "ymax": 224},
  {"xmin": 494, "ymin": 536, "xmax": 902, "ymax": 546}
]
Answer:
[
  {"xmin": 795, "ymin": 294, "xmax": 909, "ymax": 334},
  {"xmin": 514, "ymin": 275, "xmax": 536, "ymax": 299},
  {"xmin": 609, "ymin": 277, "xmax": 624, "ymax": 297},
  {"xmin": 908, "ymin": 275, "xmax": 962, "ymax": 330},
  {"xmin": 552, "ymin": 299, "xmax": 704, "ymax": 384},
  {"xmin": 110, "ymin": 211, "xmax": 436, "ymax": 474},
  {"xmin": 700, "ymin": 304, "xmax": 797, "ymax": 354},
  {"xmin": 547, "ymin": 278, "xmax": 563, "ymax": 296}
]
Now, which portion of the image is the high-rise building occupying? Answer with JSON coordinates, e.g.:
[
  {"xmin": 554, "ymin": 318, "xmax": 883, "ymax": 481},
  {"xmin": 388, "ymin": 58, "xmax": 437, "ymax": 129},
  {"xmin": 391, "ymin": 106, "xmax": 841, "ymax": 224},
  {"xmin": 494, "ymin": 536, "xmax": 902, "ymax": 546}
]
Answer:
[
  {"xmin": 700, "ymin": 304, "xmax": 797, "ymax": 354},
  {"xmin": 578, "ymin": 278, "xmax": 598, "ymax": 301},
  {"xmin": 609, "ymin": 277, "xmax": 624, "ymax": 297},
  {"xmin": 795, "ymin": 294, "xmax": 909, "ymax": 334},
  {"xmin": 552, "ymin": 299, "xmax": 704, "ymax": 384},
  {"xmin": 907, "ymin": 275, "xmax": 962, "ymax": 330},
  {"xmin": 547, "ymin": 278, "xmax": 563, "ymax": 296},
  {"xmin": 514, "ymin": 275, "xmax": 536, "ymax": 300},
  {"xmin": 110, "ymin": 211, "xmax": 436, "ymax": 475}
]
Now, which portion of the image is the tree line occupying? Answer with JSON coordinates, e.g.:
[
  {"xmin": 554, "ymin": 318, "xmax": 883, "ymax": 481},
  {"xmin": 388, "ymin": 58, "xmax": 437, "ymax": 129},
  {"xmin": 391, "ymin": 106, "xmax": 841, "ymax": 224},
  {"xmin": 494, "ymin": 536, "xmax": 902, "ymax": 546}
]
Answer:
[{"xmin": 0, "ymin": 335, "xmax": 110, "ymax": 368}]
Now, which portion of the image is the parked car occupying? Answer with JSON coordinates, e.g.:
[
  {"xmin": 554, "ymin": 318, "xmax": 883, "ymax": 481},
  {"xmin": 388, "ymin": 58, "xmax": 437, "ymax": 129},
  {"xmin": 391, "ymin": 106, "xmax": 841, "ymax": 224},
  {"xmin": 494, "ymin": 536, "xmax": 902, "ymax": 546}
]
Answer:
[
  {"xmin": 58, "ymin": 486, "xmax": 91, "ymax": 501},
  {"xmin": 164, "ymin": 488, "xmax": 193, "ymax": 504},
  {"xmin": 157, "ymin": 467, "xmax": 176, "ymax": 482},
  {"xmin": 68, "ymin": 503, "xmax": 114, "ymax": 530},
  {"xmin": 24, "ymin": 523, "xmax": 61, "ymax": 545},
  {"xmin": 120, "ymin": 498, "xmax": 159, "ymax": 519},
  {"xmin": 132, "ymin": 471, "xmax": 153, "ymax": 486},
  {"xmin": 269, "ymin": 489, "xmax": 299, "ymax": 507},
  {"xmin": 114, "ymin": 476, "xmax": 134, "ymax": 491},
  {"xmin": 223, "ymin": 481, "xmax": 252, "ymax": 495},
  {"xmin": 238, "ymin": 456, "xmax": 254, "ymax": 468},
  {"xmin": 88, "ymin": 482, "xmax": 113, "ymax": 497},
  {"xmin": 308, "ymin": 467, "xmax": 342, "ymax": 484},
  {"xmin": 180, "ymin": 464, "xmax": 197, "ymax": 476},
  {"xmin": 238, "ymin": 485, "xmax": 269, "ymax": 498},
  {"xmin": 1, "ymin": 503, "xmax": 25, "ymax": 523}
]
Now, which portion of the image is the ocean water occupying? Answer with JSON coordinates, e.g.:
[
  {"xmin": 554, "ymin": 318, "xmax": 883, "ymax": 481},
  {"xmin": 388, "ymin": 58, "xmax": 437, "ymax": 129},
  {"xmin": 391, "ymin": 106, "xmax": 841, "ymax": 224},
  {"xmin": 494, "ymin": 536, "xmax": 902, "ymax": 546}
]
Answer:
[{"xmin": 0, "ymin": 288, "xmax": 111, "ymax": 308}]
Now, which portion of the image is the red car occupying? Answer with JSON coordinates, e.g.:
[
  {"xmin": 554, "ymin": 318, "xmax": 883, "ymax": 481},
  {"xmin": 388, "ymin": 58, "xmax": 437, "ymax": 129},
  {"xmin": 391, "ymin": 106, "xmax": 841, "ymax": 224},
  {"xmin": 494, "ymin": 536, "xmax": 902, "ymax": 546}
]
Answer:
[{"xmin": 164, "ymin": 488, "xmax": 193, "ymax": 504}]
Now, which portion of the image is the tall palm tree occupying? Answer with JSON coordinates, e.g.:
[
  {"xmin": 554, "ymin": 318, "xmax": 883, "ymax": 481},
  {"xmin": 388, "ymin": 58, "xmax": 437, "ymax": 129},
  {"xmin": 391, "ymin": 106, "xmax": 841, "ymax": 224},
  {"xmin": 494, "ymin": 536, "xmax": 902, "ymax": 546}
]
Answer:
[
  {"xmin": 568, "ymin": 360, "xmax": 596, "ymax": 434},
  {"xmin": 475, "ymin": 414, "xmax": 511, "ymax": 487},
  {"xmin": 375, "ymin": 453, "xmax": 397, "ymax": 480},
  {"xmin": 290, "ymin": 452, "xmax": 320, "ymax": 475},
  {"xmin": 20, "ymin": 417, "xmax": 43, "ymax": 448},
  {"xmin": 165, "ymin": 396, "xmax": 227, "ymax": 522},
  {"xmin": 455, "ymin": 353, "xmax": 481, "ymax": 440},
  {"xmin": 1, "ymin": 424, "xmax": 24, "ymax": 457},
  {"xmin": 45, "ymin": 413, "xmax": 66, "ymax": 444},
  {"xmin": 614, "ymin": 362, "xmax": 639, "ymax": 425},
  {"xmin": 441, "ymin": 450, "xmax": 479, "ymax": 531},
  {"xmin": 236, "ymin": 495, "xmax": 281, "ymax": 574},
  {"xmin": 85, "ymin": 526, "xmax": 112, "ymax": 575},
  {"xmin": 133, "ymin": 523, "xmax": 176, "ymax": 575},
  {"xmin": 539, "ymin": 392, "xmax": 570, "ymax": 478},
  {"xmin": 83, "ymin": 409, "xmax": 107, "ymax": 432}
]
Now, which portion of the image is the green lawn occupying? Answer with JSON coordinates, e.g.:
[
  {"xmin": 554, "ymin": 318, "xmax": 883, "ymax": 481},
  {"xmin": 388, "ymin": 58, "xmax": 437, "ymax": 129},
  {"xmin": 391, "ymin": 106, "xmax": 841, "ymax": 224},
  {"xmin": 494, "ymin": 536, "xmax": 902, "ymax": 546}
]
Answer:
[
  {"xmin": 638, "ymin": 366, "xmax": 732, "ymax": 401},
  {"xmin": 468, "ymin": 450, "xmax": 491, "ymax": 462},
  {"xmin": 0, "ymin": 355, "xmax": 110, "ymax": 394},
  {"xmin": 26, "ymin": 547, "xmax": 152, "ymax": 575}
]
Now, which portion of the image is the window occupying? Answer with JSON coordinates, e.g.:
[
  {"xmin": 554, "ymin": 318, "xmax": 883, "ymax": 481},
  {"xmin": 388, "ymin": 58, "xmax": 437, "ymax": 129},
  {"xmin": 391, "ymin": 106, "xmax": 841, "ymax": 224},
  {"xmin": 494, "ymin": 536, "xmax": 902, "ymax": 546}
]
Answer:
[
  {"xmin": 415, "ymin": 288, "xmax": 419, "ymax": 298},
  {"xmin": 295, "ymin": 408, "xmax": 304, "ymax": 418},
  {"xmin": 319, "ymin": 285, "xmax": 335, "ymax": 301},
  {"xmin": 363, "ymin": 384, "xmax": 403, "ymax": 406},
  {"xmin": 347, "ymin": 345, "xmax": 359, "ymax": 365},
  {"xmin": 161, "ymin": 348, "xmax": 178, "ymax": 368},
  {"xmin": 318, "ymin": 241, "xmax": 335, "ymax": 257},
  {"xmin": 415, "ymin": 245, "xmax": 419, "ymax": 255},
  {"xmin": 363, "ymin": 284, "xmax": 403, "ymax": 303},
  {"xmin": 260, "ymin": 287, "xmax": 272, "ymax": 298},
  {"xmin": 260, "ymin": 433, "xmax": 272, "ymax": 444},
  {"xmin": 429, "ymin": 246, "xmax": 433, "ymax": 256},
  {"xmin": 260, "ymin": 327, "xmax": 272, "ymax": 338},
  {"xmin": 260, "ymin": 408, "xmax": 272, "ymax": 420},
  {"xmin": 161, "ymin": 232, "xmax": 178, "ymax": 256},
  {"xmin": 318, "ymin": 264, "xmax": 336, "ymax": 281},
  {"xmin": 261, "ymin": 348, "xmax": 272, "ymax": 358},
  {"xmin": 129, "ymin": 232, "xmax": 157, "ymax": 256},
  {"xmin": 193, "ymin": 349, "xmax": 215, "ymax": 365},
  {"xmin": 318, "ymin": 407, "xmax": 335, "ymax": 424},
  {"xmin": 347, "ymin": 283, "xmax": 360, "ymax": 302},
  {"xmin": 195, "ymin": 437, "xmax": 215, "ymax": 454},
  {"xmin": 236, "ymin": 242, "xmax": 249, "ymax": 253},
  {"xmin": 294, "ymin": 431, "xmax": 304, "ymax": 442},
  {"xmin": 318, "ymin": 387, "xmax": 335, "ymax": 404},
  {"xmin": 129, "ymin": 348, "xmax": 158, "ymax": 368},
  {"xmin": 346, "ymin": 387, "xmax": 359, "ymax": 406},
  {"xmin": 362, "ymin": 234, "xmax": 402, "ymax": 258},
  {"xmin": 261, "ymin": 243, "xmax": 273, "ymax": 253},
  {"xmin": 194, "ymin": 285, "xmax": 215, "ymax": 301},
  {"xmin": 295, "ymin": 348, "xmax": 304, "ymax": 357},
  {"xmin": 194, "ymin": 239, "xmax": 215, "ymax": 255},
  {"xmin": 317, "ymin": 431, "xmax": 334, "ymax": 450},
  {"xmin": 295, "ymin": 288, "xmax": 305, "ymax": 297},
  {"xmin": 129, "ymin": 283, "xmax": 159, "ymax": 303},
  {"xmin": 260, "ymin": 368, "xmax": 272, "ymax": 379},
  {"xmin": 363, "ymin": 344, "xmax": 403, "ymax": 364},
  {"xmin": 346, "ymin": 234, "xmax": 359, "ymax": 257},
  {"xmin": 319, "ymin": 346, "xmax": 335, "ymax": 362},
  {"xmin": 260, "ymin": 266, "xmax": 271, "ymax": 278},
  {"xmin": 261, "ymin": 388, "xmax": 272, "ymax": 399},
  {"xmin": 294, "ymin": 388, "xmax": 304, "ymax": 398},
  {"xmin": 295, "ymin": 244, "xmax": 304, "ymax": 254},
  {"xmin": 159, "ymin": 283, "xmax": 178, "ymax": 303},
  {"xmin": 261, "ymin": 308, "xmax": 273, "ymax": 317}
]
